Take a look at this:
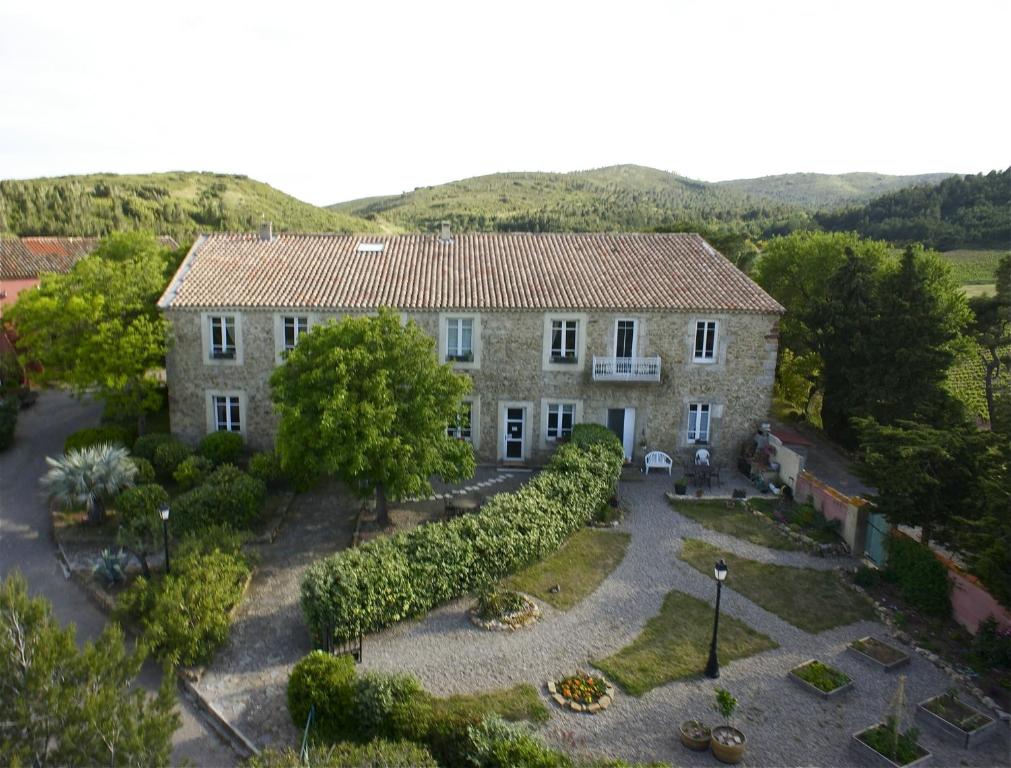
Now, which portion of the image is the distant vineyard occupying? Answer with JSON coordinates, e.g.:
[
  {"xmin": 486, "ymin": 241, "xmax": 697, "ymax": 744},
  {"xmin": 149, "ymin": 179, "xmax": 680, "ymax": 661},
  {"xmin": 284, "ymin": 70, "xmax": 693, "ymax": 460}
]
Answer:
[
  {"xmin": 946, "ymin": 342, "xmax": 1010, "ymax": 421},
  {"xmin": 940, "ymin": 249, "xmax": 1009, "ymax": 285}
]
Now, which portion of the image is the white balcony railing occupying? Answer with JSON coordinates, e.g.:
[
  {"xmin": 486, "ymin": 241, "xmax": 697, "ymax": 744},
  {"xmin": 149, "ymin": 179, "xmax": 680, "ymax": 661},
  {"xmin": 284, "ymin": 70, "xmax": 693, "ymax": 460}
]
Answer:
[{"xmin": 591, "ymin": 355, "xmax": 662, "ymax": 382}]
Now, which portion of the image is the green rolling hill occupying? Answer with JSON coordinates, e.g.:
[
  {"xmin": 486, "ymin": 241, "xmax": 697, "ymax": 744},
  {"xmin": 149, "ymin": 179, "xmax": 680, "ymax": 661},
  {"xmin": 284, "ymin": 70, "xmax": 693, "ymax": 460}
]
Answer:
[
  {"xmin": 715, "ymin": 171, "xmax": 953, "ymax": 209},
  {"xmin": 0, "ymin": 171, "xmax": 385, "ymax": 239}
]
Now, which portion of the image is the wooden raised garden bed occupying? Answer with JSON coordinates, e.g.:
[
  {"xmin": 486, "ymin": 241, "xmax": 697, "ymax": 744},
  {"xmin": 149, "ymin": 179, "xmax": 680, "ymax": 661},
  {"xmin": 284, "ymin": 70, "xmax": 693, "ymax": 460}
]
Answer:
[
  {"xmin": 788, "ymin": 659, "xmax": 854, "ymax": 700},
  {"xmin": 848, "ymin": 636, "xmax": 910, "ymax": 671},
  {"xmin": 915, "ymin": 692, "xmax": 997, "ymax": 749},
  {"xmin": 851, "ymin": 723, "xmax": 931, "ymax": 768}
]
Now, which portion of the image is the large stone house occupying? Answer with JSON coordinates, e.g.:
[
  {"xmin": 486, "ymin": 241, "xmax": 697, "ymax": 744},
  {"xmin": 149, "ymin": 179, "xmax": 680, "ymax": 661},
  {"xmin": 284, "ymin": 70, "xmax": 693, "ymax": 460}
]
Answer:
[{"xmin": 158, "ymin": 226, "xmax": 783, "ymax": 466}]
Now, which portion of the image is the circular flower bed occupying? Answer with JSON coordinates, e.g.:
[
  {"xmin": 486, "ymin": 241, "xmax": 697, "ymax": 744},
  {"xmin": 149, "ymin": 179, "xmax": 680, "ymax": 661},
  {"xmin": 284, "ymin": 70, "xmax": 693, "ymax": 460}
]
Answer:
[
  {"xmin": 547, "ymin": 671, "xmax": 615, "ymax": 713},
  {"xmin": 469, "ymin": 589, "xmax": 540, "ymax": 631}
]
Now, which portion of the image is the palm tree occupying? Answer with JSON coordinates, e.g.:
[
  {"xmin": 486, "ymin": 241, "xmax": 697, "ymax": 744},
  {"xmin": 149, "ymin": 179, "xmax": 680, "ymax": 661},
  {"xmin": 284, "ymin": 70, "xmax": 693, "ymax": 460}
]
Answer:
[{"xmin": 41, "ymin": 443, "xmax": 137, "ymax": 524}]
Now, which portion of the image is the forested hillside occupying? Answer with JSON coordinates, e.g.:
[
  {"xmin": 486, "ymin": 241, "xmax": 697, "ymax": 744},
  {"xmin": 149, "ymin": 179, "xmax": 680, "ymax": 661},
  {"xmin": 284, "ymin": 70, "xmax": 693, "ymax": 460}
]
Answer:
[
  {"xmin": 0, "ymin": 172, "xmax": 383, "ymax": 239},
  {"xmin": 716, "ymin": 172, "xmax": 952, "ymax": 208},
  {"xmin": 815, "ymin": 169, "xmax": 1010, "ymax": 249},
  {"xmin": 331, "ymin": 165, "xmax": 810, "ymax": 236}
]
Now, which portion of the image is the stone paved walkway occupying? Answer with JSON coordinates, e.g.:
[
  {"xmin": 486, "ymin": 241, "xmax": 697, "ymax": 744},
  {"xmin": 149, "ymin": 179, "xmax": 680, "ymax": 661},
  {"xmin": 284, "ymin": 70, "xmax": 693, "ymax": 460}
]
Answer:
[
  {"xmin": 357, "ymin": 475, "xmax": 1010, "ymax": 767},
  {"xmin": 195, "ymin": 479, "xmax": 359, "ymax": 749}
]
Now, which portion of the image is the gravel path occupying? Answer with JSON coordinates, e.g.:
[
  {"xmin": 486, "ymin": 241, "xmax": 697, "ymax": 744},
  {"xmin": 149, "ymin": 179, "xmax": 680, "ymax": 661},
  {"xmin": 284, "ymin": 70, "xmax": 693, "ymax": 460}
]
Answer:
[{"xmin": 360, "ymin": 475, "xmax": 1010, "ymax": 767}]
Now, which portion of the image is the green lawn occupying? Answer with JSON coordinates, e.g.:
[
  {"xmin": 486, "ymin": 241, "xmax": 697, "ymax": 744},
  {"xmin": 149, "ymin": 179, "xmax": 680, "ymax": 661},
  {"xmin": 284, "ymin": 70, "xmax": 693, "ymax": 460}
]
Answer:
[
  {"xmin": 669, "ymin": 499, "xmax": 803, "ymax": 551},
  {"xmin": 679, "ymin": 540, "xmax": 876, "ymax": 633},
  {"xmin": 432, "ymin": 683, "xmax": 549, "ymax": 723},
  {"xmin": 593, "ymin": 590, "xmax": 777, "ymax": 695},
  {"xmin": 505, "ymin": 528, "xmax": 630, "ymax": 610}
]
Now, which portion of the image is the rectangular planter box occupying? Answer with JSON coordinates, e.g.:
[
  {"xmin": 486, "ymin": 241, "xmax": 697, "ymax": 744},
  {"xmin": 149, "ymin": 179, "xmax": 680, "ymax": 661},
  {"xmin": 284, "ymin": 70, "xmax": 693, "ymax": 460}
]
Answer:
[
  {"xmin": 915, "ymin": 695, "xmax": 997, "ymax": 749},
  {"xmin": 788, "ymin": 659, "xmax": 854, "ymax": 700},
  {"xmin": 848, "ymin": 637, "xmax": 911, "ymax": 672},
  {"xmin": 850, "ymin": 725, "xmax": 931, "ymax": 768}
]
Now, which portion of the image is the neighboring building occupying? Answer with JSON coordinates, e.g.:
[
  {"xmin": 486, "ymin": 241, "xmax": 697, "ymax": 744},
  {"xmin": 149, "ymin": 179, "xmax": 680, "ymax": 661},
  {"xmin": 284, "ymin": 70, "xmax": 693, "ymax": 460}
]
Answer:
[
  {"xmin": 158, "ymin": 226, "xmax": 784, "ymax": 466},
  {"xmin": 0, "ymin": 235, "xmax": 178, "ymax": 315}
]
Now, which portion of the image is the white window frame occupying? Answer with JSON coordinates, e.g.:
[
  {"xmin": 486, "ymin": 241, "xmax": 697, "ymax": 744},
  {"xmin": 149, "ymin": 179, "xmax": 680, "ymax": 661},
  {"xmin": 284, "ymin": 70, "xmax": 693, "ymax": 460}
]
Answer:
[
  {"xmin": 693, "ymin": 320, "xmax": 718, "ymax": 363},
  {"xmin": 446, "ymin": 318, "xmax": 474, "ymax": 362},
  {"xmin": 438, "ymin": 314, "xmax": 481, "ymax": 370},
  {"xmin": 687, "ymin": 403, "xmax": 711, "ymax": 444},
  {"xmin": 274, "ymin": 313, "xmax": 313, "ymax": 364},
  {"xmin": 614, "ymin": 318, "xmax": 638, "ymax": 359},
  {"xmin": 542, "ymin": 314, "xmax": 587, "ymax": 372},
  {"xmin": 283, "ymin": 315, "xmax": 309, "ymax": 351},
  {"xmin": 545, "ymin": 402, "xmax": 575, "ymax": 441},
  {"xmin": 201, "ymin": 312, "xmax": 243, "ymax": 365},
  {"xmin": 205, "ymin": 390, "xmax": 246, "ymax": 436}
]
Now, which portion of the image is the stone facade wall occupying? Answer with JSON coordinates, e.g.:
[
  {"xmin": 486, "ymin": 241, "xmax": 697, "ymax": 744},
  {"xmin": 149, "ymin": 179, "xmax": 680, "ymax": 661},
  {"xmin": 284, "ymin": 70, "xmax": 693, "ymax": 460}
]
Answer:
[{"xmin": 164, "ymin": 308, "xmax": 779, "ymax": 467}]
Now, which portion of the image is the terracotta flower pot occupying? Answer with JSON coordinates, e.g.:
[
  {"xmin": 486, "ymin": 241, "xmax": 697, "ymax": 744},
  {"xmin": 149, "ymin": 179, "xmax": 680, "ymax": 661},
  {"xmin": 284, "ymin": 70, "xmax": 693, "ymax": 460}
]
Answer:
[
  {"xmin": 711, "ymin": 725, "xmax": 746, "ymax": 764},
  {"xmin": 679, "ymin": 719, "xmax": 711, "ymax": 751}
]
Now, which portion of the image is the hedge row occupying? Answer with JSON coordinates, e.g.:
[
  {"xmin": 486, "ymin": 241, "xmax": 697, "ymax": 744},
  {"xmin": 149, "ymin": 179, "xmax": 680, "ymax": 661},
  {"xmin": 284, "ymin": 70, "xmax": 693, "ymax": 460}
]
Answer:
[
  {"xmin": 300, "ymin": 424, "xmax": 623, "ymax": 641},
  {"xmin": 885, "ymin": 535, "xmax": 952, "ymax": 618}
]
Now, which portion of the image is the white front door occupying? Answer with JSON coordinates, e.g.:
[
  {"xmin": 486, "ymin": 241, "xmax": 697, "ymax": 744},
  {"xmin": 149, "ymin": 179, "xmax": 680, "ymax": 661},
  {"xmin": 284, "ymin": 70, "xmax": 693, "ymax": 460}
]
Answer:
[{"xmin": 504, "ymin": 407, "xmax": 525, "ymax": 461}]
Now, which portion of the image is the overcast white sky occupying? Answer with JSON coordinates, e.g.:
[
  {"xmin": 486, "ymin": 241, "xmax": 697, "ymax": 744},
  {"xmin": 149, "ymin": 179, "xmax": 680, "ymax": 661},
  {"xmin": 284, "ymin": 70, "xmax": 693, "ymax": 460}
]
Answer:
[{"xmin": 1, "ymin": 0, "xmax": 1008, "ymax": 206}]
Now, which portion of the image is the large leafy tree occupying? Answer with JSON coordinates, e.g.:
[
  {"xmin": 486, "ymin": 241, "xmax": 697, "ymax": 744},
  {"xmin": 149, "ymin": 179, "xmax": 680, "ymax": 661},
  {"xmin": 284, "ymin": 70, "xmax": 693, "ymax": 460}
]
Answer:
[
  {"xmin": 270, "ymin": 309, "xmax": 475, "ymax": 526},
  {"xmin": 0, "ymin": 571, "xmax": 179, "ymax": 766},
  {"xmin": 7, "ymin": 231, "xmax": 176, "ymax": 433}
]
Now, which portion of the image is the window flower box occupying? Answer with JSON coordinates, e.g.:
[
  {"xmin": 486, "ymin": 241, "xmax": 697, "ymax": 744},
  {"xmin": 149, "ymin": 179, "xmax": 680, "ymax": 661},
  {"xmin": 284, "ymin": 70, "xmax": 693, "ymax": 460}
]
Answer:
[
  {"xmin": 788, "ymin": 659, "xmax": 854, "ymax": 700},
  {"xmin": 211, "ymin": 349, "xmax": 236, "ymax": 360},
  {"xmin": 915, "ymin": 692, "xmax": 997, "ymax": 749},
  {"xmin": 847, "ymin": 636, "xmax": 910, "ymax": 671},
  {"xmin": 551, "ymin": 355, "xmax": 578, "ymax": 364}
]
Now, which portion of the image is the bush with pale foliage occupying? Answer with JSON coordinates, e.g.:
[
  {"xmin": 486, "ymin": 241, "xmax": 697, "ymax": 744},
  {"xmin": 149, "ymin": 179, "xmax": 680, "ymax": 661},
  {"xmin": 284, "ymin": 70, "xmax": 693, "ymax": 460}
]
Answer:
[{"xmin": 41, "ymin": 443, "xmax": 136, "ymax": 524}]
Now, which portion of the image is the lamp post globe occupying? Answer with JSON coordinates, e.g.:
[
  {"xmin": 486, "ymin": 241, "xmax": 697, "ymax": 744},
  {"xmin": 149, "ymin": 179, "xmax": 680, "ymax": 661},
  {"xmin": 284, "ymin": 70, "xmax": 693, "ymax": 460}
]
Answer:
[{"xmin": 705, "ymin": 559, "xmax": 728, "ymax": 678}]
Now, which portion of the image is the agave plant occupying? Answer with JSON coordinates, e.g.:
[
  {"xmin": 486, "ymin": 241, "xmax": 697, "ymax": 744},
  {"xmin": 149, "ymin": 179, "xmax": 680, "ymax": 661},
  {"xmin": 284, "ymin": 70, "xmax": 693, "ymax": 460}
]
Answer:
[{"xmin": 41, "ymin": 443, "xmax": 137, "ymax": 524}]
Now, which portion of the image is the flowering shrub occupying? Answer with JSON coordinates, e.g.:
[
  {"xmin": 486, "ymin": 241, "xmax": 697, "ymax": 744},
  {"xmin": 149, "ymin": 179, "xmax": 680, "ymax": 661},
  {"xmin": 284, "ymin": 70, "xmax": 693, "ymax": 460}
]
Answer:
[
  {"xmin": 301, "ymin": 425, "xmax": 623, "ymax": 642},
  {"xmin": 556, "ymin": 672, "xmax": 607, "ymax": 705}
]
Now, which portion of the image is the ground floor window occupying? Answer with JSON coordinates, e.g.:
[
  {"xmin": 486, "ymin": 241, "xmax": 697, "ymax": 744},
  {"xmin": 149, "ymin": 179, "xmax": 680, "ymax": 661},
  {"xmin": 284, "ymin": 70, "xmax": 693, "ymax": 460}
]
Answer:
[
  {"xmin": 447, "ymin": 401, "xmax": 472, "ymax": 441},
  {"xmin": 546, "ymin": 403, "xmax": 575, "ymax": 441},
  {"xmin": 687, "ymin": 403, "xmax": 710, "ymax": 443},
  {"xmin": 213, "ymin": 394, "xmax": 241, "ymax": 432}
]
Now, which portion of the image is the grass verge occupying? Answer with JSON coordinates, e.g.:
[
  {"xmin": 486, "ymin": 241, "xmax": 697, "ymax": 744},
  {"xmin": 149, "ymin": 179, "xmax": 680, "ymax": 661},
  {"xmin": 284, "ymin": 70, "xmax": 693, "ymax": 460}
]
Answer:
[
  {"xmin": 679, "ymin": 539, "xmax": 876, "ymax": 633},
  {"xmin": 669, "ymin": 499, "xmax": 802, "ymax": 551},
  {"xmin": 432, "ymin": 683, "xmax": 549, "ymax": 723},
  {"xmin": 505, "ymin": 528, "xmax": 630, "ymax": 610},
  {"xmin": 593, "ymin": 590, "xmax": 777, "ymax": 695}
]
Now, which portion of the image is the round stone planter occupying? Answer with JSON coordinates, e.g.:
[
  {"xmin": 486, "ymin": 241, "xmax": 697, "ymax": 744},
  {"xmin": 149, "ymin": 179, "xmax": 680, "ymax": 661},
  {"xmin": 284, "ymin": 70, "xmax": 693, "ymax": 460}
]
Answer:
[
  {"xmin": 678, "ymin": 719, "xmax": 711, "ymax": 751},
  {"xmin": 710, "ymin": 725, "xmax": 746, "ymax": 764},
  {"xmin": 469, "ymin": 594, "xmax": 540, "ymax": 631},
  {"xmin": 546, "ymin": 676, "xmax": 615, "ymax": 714}
]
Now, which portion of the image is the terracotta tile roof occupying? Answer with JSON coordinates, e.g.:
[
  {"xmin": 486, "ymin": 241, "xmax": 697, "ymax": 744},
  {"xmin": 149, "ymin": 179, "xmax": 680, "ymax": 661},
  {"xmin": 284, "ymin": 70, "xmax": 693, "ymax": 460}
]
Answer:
[
  {"xmin": 159, "ymin": 232, "xmax": 784, "ymax": 314},
  {"xmin": 0, "ymin": 236, "xmax": 179, "ymax": 279}
]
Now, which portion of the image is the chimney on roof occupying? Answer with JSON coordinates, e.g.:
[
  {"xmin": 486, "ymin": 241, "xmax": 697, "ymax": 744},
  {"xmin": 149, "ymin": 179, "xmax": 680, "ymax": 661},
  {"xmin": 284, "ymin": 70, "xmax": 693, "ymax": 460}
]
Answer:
[
  {"xmin": 439, "ymin": 221, "xmax": 452, "ymax": 243},
  {"xmin": 259, "ymin": 221, "xmax": 273, "ymax": 241}
]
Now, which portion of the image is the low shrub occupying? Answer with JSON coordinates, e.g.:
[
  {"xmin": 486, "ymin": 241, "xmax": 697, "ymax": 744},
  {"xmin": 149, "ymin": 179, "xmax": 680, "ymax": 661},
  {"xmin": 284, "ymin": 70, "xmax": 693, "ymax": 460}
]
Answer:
[
  {"xmin": 115, "ymin": 484, "xmax": 169, "ymax": 577},
  {"xmin": 464, "ymin": 716, "xmax": 569, "ymax": 768},
  {"xmin": 972, "ymin": 616, "xmax": 1011, "ymax": 671},
  {"xmin": 247, "ymin": 741, "xmax": 438, "ymax": 768},
  {"xmin": 198, "ymin": 431, "xmax": 245, "ymax": 466},
  {"xmin": 64, "ymin": 425, "xmax": 131, "ymax": 454},
  {"xmin": 886, "ymin": 535, "xmax": 952, "ymax": 618},
  {"xmin": 854, "ymin": 565, "xmax": 882, "ymax": 589},
  {"xmin": 132, "ymin": 432, "xmax": 175, "ymax": 462},
  {"xmin": 300, "ymin": 424, "xmax": 623, "ymax": 642},
  {"xmin": 130, "ymin": 457, "xmax": 156, "ymax": 484},
  {"xmin": 169, "ymin": 465, "xmax": 266, "ymax": 537},
  {"xmin": 249, "ymin": 450, "xmax": 285, "ymax": 486},
  {"xmin": 476, "ymin": 589, "xmax": 527, "ymax": 621},
  {"xmin": 287, "ymin": 651, "xmax": 358, "ymax": 743},
  {"xmin": 173, "ymin": 455, "xmax": 213, "ymax": 490},
  {"xmin": 116, "ymin": 547, "xmax": 250, "ymax": 666},
  {"xmin": 0, "ymin": 397, "xmax": 17, "ymax": 451},
  {"xmin": 152, "ymin": 439, "xmax": 191, "ymax": 480},
  {"xmin": 116, "ymin": 483, "xmax": 169, "ymax": 521},
  {"xmin": 176, "ymin": 524, "xmax": 249, "ymax": 560},
  {"xmin": 354, "ymin": 671, "xmax": 431, "ymax": 742}
]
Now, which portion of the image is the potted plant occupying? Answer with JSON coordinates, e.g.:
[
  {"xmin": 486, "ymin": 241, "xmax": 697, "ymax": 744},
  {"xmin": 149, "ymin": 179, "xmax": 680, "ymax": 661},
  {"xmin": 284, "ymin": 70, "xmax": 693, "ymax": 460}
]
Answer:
[
  {"xmin": 674, "ymin": 480, "xmax": 688, "ymax": 496},
  {"xmin": 678, "ymin": 717, "xmax": 711, "ymax": 751},
  {"xmin": 710, "ymin": 688, "xmax": 746, "ymax": 764}
]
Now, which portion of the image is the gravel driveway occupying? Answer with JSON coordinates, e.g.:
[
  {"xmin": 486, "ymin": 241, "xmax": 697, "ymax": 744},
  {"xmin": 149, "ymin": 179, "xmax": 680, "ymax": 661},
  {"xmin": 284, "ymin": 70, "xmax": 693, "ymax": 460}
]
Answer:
[{"xmin": 358, "ymin": 476, "xmax": 1010, "ymax": 767}]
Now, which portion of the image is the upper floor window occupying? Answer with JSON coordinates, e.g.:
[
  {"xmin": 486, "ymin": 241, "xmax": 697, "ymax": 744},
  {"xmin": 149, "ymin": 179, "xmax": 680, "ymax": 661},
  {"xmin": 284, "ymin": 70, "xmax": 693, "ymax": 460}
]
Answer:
[
  {"xmin": 687, "ymin": 403, "xmax": 710, "ymax": 443},
  {"xmin": 694, "ymin": 320, "xmax": 718, "ymax": 363},
  {"xmin": 209, "ymin": 316, "xmax": 236, "ymax": 359},
  {"xmin": 550, "ymin": 319, "xmax": 578, "ymax": 363},
  {"xmin": 615, "ymin": 319, "xmax": 637, "ymax": 359},
  {"xmin": 283, "ymin": 316, "xmax": 309, "ymax": 352},
  {"xmin": 447, "ymin": 401, "xmax": 472, "ymax": 441},
  {"xmin": 546, "ymin": 403, "xmax": 574, "ymax": 441},
  {"xmin": 446, "ymin": 318, "xmax": 474, "ymax": 362},
  {"xmin": 213, "ymin": 394, "xmax": 241, "ymax": 432}
]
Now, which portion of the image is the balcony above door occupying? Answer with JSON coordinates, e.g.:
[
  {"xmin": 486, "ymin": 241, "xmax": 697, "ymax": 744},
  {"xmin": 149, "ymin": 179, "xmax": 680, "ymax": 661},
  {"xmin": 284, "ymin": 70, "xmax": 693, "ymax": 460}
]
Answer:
[{"xmin": 592, "ymin": 356, "xmax": 661, "ymax": 382}]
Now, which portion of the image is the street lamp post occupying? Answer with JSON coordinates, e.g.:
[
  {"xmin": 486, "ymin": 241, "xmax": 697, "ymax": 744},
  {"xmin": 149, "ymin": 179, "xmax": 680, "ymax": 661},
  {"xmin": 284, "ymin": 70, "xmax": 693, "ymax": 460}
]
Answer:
[
  {"xmin": 704, "ymin": 558, "xmax": 728, "ymax": 679},
  {"xmin": 159, "ymin": 503, "xmax": 171, "ymax": 575}
]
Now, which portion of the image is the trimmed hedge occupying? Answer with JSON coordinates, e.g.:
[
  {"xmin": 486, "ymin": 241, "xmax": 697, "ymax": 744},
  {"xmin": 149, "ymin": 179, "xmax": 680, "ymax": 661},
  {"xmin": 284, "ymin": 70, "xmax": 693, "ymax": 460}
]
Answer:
[
  {"xmin": 173, "ymin": 455, "xmax": 213, "ymax": 490},
  {"xmin": 116, "ymin": 483, "xmax": 169, "ymax": 522},
  {"xmin": 0, "ymin": 397, "xmax": 17, "ymax": 451},
  {"xmin": 132, "ymin": 432, "xmax": 175, "ymax": 462},
  {"xmin": 130, "ymin": 457, "xmax": 156, "ymax": 484},
  {"xmin": 249, "ymin": 450, "xmax": 285, "ymax": 487},
  {"xmin": 152, "ymin": 439, "xmax": 191, "ymax": 479},
  {"xmin": 287, "ymin": 651, "xmax": 358, "ymax": 743},
  {"xmin": 301, "ymin": 424, "xmax": 623, "ymax": 641},
  {"xmin": 198, "ymin": 431, "xmax": 245, "ymax": 466},
  {"xmin": 886, "ymin": 535, "xmax": 952, "ymax": 618},
  {"xmin": 64, "ymin": 425, "xmax": 131, "ymax": 454},
  {"xmin": 169, "ymin": 465, "xmax": 266, "ymax": 537}
]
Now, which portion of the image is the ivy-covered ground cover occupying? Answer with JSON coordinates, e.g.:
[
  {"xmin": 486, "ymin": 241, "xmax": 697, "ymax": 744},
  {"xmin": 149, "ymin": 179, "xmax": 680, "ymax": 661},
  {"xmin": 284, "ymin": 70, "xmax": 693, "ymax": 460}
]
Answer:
[{"xmin": 300, "ymin": 424, "xmax": 624, "ymax": 642}]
